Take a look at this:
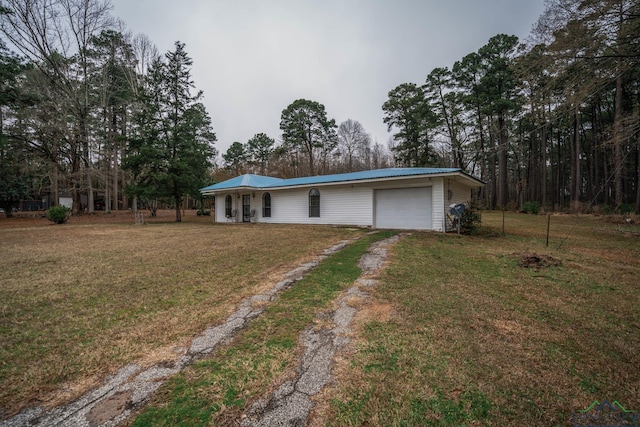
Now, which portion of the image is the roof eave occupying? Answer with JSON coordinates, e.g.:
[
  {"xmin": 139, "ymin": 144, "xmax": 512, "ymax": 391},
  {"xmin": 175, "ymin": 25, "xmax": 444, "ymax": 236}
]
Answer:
[
  {"xmin": 440, "ymin": 171, "xmax": 485, "ymax": 187},
  {"xmin": 267, "ymin": 171, "xmax": 484, "ymax": 190},
  {"xmin": 200, "ymin": 185, "xmax": 259, "ymax": 195}
]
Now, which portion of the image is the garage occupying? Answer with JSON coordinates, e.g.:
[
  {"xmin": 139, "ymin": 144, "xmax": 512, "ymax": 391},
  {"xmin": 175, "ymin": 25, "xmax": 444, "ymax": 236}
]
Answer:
[{"xmin": 374, "ymin": 187, "xmax": 432, "ymax": 230}]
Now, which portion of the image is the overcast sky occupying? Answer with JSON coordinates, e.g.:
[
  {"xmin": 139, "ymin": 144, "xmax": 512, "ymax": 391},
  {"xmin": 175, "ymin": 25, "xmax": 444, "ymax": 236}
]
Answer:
[{"xmin": 110, "ymin": 0, "xmax": 546, "ymax": 160}]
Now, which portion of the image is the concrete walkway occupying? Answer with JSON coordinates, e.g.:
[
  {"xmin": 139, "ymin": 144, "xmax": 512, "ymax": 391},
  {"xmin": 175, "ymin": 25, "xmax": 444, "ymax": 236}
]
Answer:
[{"xmin": 1, "ymin": 234, "xmax": 401, "ymax": 427}]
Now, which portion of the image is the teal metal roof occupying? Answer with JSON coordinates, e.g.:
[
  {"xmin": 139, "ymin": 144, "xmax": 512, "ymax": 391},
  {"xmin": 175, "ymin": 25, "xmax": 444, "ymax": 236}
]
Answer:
[
  {"xmin": 267, "ymin": 168, "xmax": 460, "ymax": 188},
  {"xmin": 200, "ymin": 168, "xmax": 481, "ymax": 193}
]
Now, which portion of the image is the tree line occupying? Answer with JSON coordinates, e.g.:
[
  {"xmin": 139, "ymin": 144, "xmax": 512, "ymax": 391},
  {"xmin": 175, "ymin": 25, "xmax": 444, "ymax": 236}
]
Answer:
[
  {"xmin": 1, "ymin": 0, "xmax": 639, "ymax": 219},
  {"xmin": 0, "ymin": 0, "xmax": 216, "ymax": 220},
  {"xmin": 188, "ymin": 0, "xmax": 640, "ymax": 215},
  {"xmin": 219, "ymin": 101, "xmax": 393, "ymax": 181},
  {"xmin": 381, "ymin": 0, "xmax": 640, "ymax": 213}
]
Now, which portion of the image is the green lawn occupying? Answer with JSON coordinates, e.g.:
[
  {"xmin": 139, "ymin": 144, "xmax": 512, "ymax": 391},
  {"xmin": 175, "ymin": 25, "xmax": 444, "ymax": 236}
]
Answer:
[{"xmin": 322, "ymin": 212, "xmax": 640, "ymax": 426}]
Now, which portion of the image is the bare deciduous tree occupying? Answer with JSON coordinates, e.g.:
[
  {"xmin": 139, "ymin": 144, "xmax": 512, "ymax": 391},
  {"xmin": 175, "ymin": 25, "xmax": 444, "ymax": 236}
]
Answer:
[
  {"xmin": 1, "ymin": 0, "xmax": 114, "ymax": 213},
  {"xmin": 337, "ymin": 119, "xmax": 371, "ymax": 172}
]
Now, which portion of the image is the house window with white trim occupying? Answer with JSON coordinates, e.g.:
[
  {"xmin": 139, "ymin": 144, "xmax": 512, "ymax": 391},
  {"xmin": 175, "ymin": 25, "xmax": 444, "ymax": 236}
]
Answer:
[
  {"xmin": 309, "ymin": 188, "xmax": 320, "ymax": 217},
  {"xmin": 262, "ymin": 192, "xmax": 271, "ymax": 217}
]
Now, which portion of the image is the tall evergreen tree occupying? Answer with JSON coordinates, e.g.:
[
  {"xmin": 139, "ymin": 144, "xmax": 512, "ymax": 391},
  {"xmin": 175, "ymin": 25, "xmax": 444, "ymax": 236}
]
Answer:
[
  {"xmin": 424, "ymin": 67, "xmax": 469, "ymax": 169},
  {"xmin": 89, "ymin": 29, "xmax": 137, "ymax": 211},
  {"xmin": 382, "ymin": 83, "xmax": 437, "ymax": 167},
  {"xmin": 478, "ymin": 34, "xmax": 521, "ymax": 209},
  {"xmin": 125, "ymin": 41, "xmax": 216, "ymax": 222},
  {"xmin": 280, "ymin": 99, "xmax": 337, "ymax": 176},
  {"xmin": 223, "ymin": 141, "xmax": 247, "ymax": 175},
  {"xmin": 246, "ymin": 133, "xmax": 274, "ymax": 175}
]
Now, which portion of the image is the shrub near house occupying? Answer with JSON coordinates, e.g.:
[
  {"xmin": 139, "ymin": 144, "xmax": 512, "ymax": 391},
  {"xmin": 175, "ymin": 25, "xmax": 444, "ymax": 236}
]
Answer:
[{"xmin": 46, "ymin": 206, "xmax": 71, "ymax": 224}]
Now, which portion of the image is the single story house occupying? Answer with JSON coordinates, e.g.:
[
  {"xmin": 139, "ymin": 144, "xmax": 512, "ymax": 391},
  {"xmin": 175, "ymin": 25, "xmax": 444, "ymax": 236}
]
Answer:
[{"xmin": 199, "ymin": 168, "xmax": 484, "ymax": 231}]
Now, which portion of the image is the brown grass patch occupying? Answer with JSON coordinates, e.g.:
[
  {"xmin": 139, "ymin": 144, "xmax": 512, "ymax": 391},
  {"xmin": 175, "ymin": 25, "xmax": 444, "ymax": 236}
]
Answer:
[
  {"xmin": 356, "ymin": 301, "xmax": 395, "ymax": 324},
  {"xmin": 0, "ymin": 211, "xmax": 362, "ymax": 417},
  {"xmin": 491, "ymin": 318, "xmax": 526, "ymax": 337}
]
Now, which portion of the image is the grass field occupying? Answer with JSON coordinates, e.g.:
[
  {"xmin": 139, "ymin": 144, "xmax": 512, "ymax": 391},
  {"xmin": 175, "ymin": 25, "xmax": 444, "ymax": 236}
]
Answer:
[
  {"xmin": 319, "ymin": 212, "xmax": 640, "ymax": 426},
  {"xmin": 0, "ymin": 211, "xmax": 363, "ymax": 417},
  {"xmin": 2, "ymin": 210, "xmax": 639, "ymax": 426}
]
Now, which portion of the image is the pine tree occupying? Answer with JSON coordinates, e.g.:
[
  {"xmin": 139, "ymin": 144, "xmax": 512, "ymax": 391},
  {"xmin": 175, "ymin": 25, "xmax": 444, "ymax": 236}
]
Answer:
[
  {"xmin": 246, "ymin": 133, "xmax": 275, "ymax": 175},
  {"xmin": 125, "ymin": 42, "xmax": 216, "ymax": 222},
  {"xmin": 280, "ymin": 99, "xmax": 337, "ymax": 176},
  {"xmin": 382, "ymin": 83, "xmax": 437, "ymax": 167}
]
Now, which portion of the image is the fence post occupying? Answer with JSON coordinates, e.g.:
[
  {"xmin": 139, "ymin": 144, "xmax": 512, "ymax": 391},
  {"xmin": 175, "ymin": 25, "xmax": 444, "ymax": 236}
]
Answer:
[{"xmin": 546, "ymin": 214, "xmax": 550, "ymax": 247}]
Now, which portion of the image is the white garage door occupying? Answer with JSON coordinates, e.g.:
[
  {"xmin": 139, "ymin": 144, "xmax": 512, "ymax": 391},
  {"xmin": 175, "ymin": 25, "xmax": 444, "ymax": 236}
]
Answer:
[{"xmin": 375, "ymin": 187, "xmax": 432, "ymax": 230}]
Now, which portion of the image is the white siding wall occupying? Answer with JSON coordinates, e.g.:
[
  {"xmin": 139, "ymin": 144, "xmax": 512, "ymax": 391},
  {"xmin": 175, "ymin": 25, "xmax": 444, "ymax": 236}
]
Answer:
[
  {"xmin": 446, "ymin": 179, "xmax": 472, "ymax": 206},
  {"xmin": 261, "ymin": 185, "xmax": 372, "ymax": 226},
  {"xmin": 431, "ymin": 178, "xmax": 445, "ymax": 232}
]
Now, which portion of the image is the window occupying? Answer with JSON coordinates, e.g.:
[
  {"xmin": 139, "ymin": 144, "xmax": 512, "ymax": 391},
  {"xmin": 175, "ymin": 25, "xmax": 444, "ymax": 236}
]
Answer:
[
  {"xmin": 309, "ymin": 188, "xmax": 320, "ymax": 217},
  {"xmin": 262, "ymin": 192, "xmax": 271, "ymax": 217},
  {"xmin": 225, "ymin": 195, "xmax": 232, "ymax": 217}
]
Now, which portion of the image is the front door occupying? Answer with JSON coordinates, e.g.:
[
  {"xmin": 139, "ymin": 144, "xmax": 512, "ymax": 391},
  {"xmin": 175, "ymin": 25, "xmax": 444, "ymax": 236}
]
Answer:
[{"xmin": 242, "ymin": 194, "xmax": 251, "ymax": 222}]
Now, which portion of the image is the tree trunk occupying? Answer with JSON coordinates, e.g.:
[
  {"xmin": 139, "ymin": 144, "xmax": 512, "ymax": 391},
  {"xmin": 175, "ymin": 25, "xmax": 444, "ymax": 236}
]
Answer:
[
  {"xmin": 121, "ymin": 165, "xmax": 128, "ymax": 210},
  {"xmin": 613, "ymin": 72, "xmax": 624, "ymax": 209},
  {"xmin": 636, "ymin": 141, "xmax": 640, "ymax": 214},
  {"xmin": 603, "ymin": 147, "xmax": 610, "ymax": 206},
  {"xmin": 51, "ymin": 156, "xmax": 59, "ymax": 208},
  {"xmin": 112, "ymin": 108, "xmax": 119, "ymax": 211},
  {"xmin": 540, "ymin": 119, "xmax": 547, "ymax": 213},
  {"xmin": 472, "ymin": 99, "xmax": 489, "ymax": 206},
  {"xmin": 593, "ymin": 100, "xmax": 602, "ymax": 206},
  {"xmin": 303, "ymin": 126, "xmax": 314, "ymax": 176},
  {"xmin": 498, "ymin": 112, "xmax": 508, "ymax": 210},
  {"xmin": 174, "ymin": 180, "xmax": 182, "ymax": 222},
  {"xmin": 528, "ymin": 115, "xmax": 538, "ymax": 204},
  {"xmin": 71, "ymin": 139, "xmax": 82, "ymax": 214},
  {"xmin": 105, "ymin": 151, "xmax": 111, "ymax": 212},
  {"xmin": 571, "ymin": 106, "xmax": 581, "ymax": 213},
  {"xmin": 121, "ymin": 111, "xmax": 129, "ymax": 210},
  {"xmin": 112, "ymin": 139, "xmax": 119, "ymax": 211},
  {"xmin": 175, "ymin": 197, "xmax": 182, "ymax": 222},
  {"xmin": 554, "ymin": 127, "xmax": 562, "ymax": 210},
  {"xmin": 83, "ymin": 125, "xmax": 94, "ymax": 214},
  {"xmin": 488, "ymin": 118, "xmax": 497, "ymax": 210}
]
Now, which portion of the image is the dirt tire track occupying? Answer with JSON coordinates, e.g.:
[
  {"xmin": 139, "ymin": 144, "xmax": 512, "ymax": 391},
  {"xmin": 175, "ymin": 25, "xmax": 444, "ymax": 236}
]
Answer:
[{"xmin": 240, "ymin": 234, "xmax": 403, "ymax": 426}]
